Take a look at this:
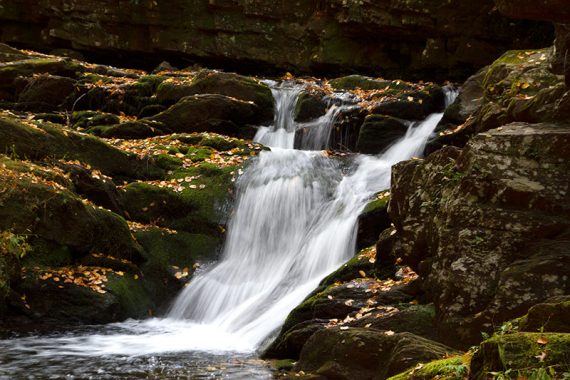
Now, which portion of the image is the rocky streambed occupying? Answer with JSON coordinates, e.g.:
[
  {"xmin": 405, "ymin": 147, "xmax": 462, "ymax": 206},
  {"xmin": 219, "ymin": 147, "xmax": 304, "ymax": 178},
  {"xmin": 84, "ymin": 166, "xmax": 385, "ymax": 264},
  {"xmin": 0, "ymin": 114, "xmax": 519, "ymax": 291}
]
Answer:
[{"xmin": 0, "ymin": 2, "xmax": 569, "ymax": 375}]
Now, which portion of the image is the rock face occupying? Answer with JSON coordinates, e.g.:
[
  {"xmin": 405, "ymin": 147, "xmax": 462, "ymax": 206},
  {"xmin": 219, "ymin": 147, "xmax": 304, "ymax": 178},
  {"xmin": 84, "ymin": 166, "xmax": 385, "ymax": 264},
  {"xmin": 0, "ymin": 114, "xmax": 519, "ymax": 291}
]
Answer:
[
  {"xmin": 389, "ymin": 123, "xmax": 570, "ymax": 347},
  {"xmin": 0, "ymin": 0, "xmax": 553, "ymax": 80},
  {"xmin": 294, "ymin": 327, "xmax": 457, "ymax": 380}
]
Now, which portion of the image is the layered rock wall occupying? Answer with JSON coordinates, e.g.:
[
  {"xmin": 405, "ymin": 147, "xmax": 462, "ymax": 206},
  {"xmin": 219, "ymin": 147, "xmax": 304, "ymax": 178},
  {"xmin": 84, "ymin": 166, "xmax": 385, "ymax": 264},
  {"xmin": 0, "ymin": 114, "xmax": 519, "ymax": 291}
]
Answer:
[{"xmin": 0, "ymin": 0, "xmax": 552, "ymax": 79}]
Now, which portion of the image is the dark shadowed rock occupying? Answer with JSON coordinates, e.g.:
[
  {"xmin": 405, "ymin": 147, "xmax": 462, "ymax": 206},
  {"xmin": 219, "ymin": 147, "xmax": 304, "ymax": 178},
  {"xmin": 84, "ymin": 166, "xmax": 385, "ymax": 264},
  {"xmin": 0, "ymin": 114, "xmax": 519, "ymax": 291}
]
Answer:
[
  {"xmin": 390, "ymin": 123, "xmax": 570, "ymax": 347},
  {"xmin": 356, "ymin": 115, "xmax": 409, "ymax": 154},
  {"xmin": 0, "ymin": 0, "xmax": 553, "ymax": 80},
  {"xmin": 150, "ymin": 94, "xmax": 260, "ymax": 138},
  {"xmin": 294, "ymin": 328, "xmax": 457, "ymax": 380}
]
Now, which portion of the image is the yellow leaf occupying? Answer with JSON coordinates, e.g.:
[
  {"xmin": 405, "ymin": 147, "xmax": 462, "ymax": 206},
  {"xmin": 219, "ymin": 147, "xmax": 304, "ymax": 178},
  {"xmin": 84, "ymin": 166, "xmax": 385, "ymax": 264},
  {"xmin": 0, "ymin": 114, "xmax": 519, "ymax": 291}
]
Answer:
[
  {"xmin": 537, "ymin": 336, "xmax": 549, "ymax": 345},
  {"xmin": 359, "ymin": 270, "xmax": 366, "ymax": 277}
]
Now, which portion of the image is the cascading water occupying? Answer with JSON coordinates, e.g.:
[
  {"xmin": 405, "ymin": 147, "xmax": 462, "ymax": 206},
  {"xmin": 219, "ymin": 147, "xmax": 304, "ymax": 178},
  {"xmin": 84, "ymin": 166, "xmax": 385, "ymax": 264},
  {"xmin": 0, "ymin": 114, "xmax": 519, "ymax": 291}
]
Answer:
[{"xmin": 0, "ymin": 81, "xmax": 457, "ymax": 378}]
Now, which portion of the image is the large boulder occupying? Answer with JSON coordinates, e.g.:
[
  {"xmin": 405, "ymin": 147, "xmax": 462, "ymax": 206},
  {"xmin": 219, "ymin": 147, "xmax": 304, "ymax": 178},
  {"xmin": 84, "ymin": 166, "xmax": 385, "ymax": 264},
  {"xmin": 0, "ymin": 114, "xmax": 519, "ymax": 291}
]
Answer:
[
  {"xmin": 470, "ymin": 332, "xmax": 570, "ymax": 380},
  {"xmin": 150, "ymin": 94, "xmax": 261, "ymax": 138},
  {"xmin": 0, "ymin": 0, "xmax": 553, "ymax": 80},
  {"xmin": 389, "ymin": 123, "xmax": 570, "ymax": 347},
  {"xmin": 156, "ymin": 71, "xmax": 274, "ymax": 122},
  {"xmin": 294, "ymin": 327, "xmax": 457, "ymax": 380}
]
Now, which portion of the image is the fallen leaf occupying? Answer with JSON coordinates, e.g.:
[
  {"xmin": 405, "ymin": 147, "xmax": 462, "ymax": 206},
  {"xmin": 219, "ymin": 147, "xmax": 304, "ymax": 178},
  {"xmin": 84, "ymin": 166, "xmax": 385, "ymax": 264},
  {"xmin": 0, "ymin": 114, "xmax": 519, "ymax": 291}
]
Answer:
[
  {"xmin": 535, "ymin": 351, "xmax": 547, "ymax": 362},
  {"xmin": 537, "ymin": 336, "xmax": 549, "ymax": 345}
]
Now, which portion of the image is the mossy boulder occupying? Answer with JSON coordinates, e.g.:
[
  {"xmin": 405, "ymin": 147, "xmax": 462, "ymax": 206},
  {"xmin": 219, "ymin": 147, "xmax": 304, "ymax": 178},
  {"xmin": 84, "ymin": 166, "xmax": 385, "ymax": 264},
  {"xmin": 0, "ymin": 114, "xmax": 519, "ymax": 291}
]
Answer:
[
  {"xmin": 370, "ymin": 85, "xmax": 445, "ymax": 121},
  {"xmin": 87, "ymin": 119, "xmax": 168, "ymax": 139},
  {"xmin": 519, "ymin": 297, "xmax": 570, "ymax": 333},
  {"xmin": 150, "ymin": 94, "xmax": 261, "ymax": 138},
  {"xmin": 71, "ymin": 110, "xmax": 120, "ymax": 130},
  {"xmin": 15, "ymin": 266, "xmax": 152, "ymax": 323},
  {"xmin": 388, "ymin": 356, "xmax": 469, "ymax": 380},
  {"xmin": 356, "ymin": 115, "xmax": 409, "ymax": 154},
  {"xmin": 266, "ymin": 273, "xmax": 423, "ymax": 360},
  {"xmin": 0, "ymin": 58, "xmax": 83, "ymax": 91},
  {"xmin": 0, "ymin": 113, "xmax": 163, "ymax": 179},
  {"xmin": 470, "ymin": 333, "xmax": 570, "ymax": 379},
  {"xmin": 294, "ymin": 92, "xmax": 328, "ymax": 122},
  {"xmin": 156, "ymin": 71, "xmax": 274, "ymax": 122},
  {"xmin": 0, "ymin": 157, "xmax": 143, "ymax": 262},
  {"xmin": 294, "ymin": 328, "xmax": 457, "ymax": 380},
  {"xmin": 17, "ymin": 74, "xmax": 77, "ymax": 111}
]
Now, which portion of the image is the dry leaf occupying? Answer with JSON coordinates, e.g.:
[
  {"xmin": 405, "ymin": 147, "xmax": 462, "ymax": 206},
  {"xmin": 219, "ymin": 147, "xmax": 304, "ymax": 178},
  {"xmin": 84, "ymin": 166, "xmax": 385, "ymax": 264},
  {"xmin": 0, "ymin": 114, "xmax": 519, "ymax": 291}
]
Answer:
[{"xmin": 537, "ymin": 336, "xmax": 549, "ymax": 345}]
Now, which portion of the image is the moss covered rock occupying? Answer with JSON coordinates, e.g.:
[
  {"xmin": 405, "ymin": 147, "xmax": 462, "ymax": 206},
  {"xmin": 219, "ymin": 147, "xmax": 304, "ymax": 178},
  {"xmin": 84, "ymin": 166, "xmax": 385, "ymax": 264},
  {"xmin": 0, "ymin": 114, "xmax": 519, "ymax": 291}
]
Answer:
[
  {"xmin": 388, "ymin": 356, "xmax": 469, "ymax": 380},
  {"xmin": 0, "ymin": 157, "xmax": 143, "ymax": 262},
  {"xmin": 0, "ymin": 112, "xmax": 163, "ymax": 179},
  {"xmin": 294, "ymin": 328, "xmax": 457, "ymax": 380},
  {"xmin": 470, "ymin": 333, "xmax": 570, "ymax": 380},
  {"xmin": 519, "ymin": 297, "xmax": 570, "ymax": 333},
  {"xmin": 157, "ymin": 71, "xmax": 274, "ymax": 123},
  {"xmin": 17, "ymin": 74, "xmax": 77, "ymax": 111},
  {"xmin": 150, "ymin": 94, "xmax": 260, "ymax": 138}
]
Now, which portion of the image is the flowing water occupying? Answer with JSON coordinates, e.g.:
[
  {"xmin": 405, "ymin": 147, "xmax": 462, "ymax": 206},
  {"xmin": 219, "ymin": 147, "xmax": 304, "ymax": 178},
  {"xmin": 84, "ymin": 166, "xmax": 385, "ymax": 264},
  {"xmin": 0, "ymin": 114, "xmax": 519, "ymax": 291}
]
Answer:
[{"xmin": 0, "ymin": 82, "xmax": 456, "ymax": 379}]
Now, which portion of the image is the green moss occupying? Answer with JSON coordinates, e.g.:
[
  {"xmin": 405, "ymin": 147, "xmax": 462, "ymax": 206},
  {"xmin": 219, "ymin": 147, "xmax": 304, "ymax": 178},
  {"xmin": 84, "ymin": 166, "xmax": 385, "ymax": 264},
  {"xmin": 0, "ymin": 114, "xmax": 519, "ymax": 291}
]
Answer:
[
  {"xmin": 319, "ymin": 247, "xmax": 376, "ymax": 287},
  {"xmin": 362, "ymin": 194, "xmax": 389, "ymax": 214},
  {"xmin": 78, "ymin": 73, "xmax": 113, "ymax": 85},
  {"xmin": 0, "ymin": 114, "xmax": 164, "ymax": 179},
  {"xmin": 72, "ymin": 110, "xmax": 120, "ymax": 130},
  {"xmin": 22, "ymin": 237, "xmax": 73, "ymax": 267},
  {"xmin": 132, "ymin": 75, "xmax": 166, "ymax": 96},
  {"xmin": 103, "ymin": 272, "xmax": 152, "ymax": 319},
  {"xmin": 186, "ymin": 146, "xmax": 213, "ymax": 162},
  {"xmin": 153, "ymin": 154, "xmax": 183, "ymax": 171},
  {"xmin": 272, "ymin": 359, "xmax": 296, "ymax": 371},
  {"xmin": 388, "ymin": 356, "xmax": 469, "ymax": 380},
  {"xmin": 471, "ymin": 333, "xmax": 570, "ymax": 380}
]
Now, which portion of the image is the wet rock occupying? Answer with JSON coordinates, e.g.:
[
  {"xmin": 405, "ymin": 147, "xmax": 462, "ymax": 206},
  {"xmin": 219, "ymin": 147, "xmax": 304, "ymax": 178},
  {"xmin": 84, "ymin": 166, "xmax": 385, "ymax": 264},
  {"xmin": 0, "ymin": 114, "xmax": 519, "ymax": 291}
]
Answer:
[
  {"xmin": 294, "ymin": 92, "xmax": 328, "ymax": 122},
  {"xmin": 390, "ymin": 123, "xmax": 570, "ymax": 347},
  {"xmin": 266, "ymin": 272, "xmax": 423, "ymax": 360},
  {"xmin": 356, "ymin": 193, "xmax": 391, "ymax": 251},
  {"xmin": 356, "ymin": 115, "xmax": 409, "ymax": 154},
  {"xmin": 294, "ymin": 328, "xmax": 457, "ymax": 380},
  {"xmin": 150, "ymin": 94, "xmax": 260, "ymax": 138},
  {"xmin": 329, "ymin": 75, "xmax": 408, "ymax": 91}
]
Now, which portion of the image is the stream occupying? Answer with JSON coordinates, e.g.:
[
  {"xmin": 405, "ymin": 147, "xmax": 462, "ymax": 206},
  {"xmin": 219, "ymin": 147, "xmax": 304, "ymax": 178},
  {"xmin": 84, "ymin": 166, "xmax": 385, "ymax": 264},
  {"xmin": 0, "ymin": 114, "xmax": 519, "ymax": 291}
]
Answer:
[{"xmin": 0, "ymin": 82, "xmax": 456, "ymax": 379}]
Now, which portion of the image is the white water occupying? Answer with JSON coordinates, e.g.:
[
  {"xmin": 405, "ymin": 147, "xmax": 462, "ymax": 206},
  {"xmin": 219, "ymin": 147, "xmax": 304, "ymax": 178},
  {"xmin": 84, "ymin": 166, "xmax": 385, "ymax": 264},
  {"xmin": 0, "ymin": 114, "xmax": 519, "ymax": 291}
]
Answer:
[{"xmin": 0, "ymin": 83, "xmax": 456, "ymax": 360}]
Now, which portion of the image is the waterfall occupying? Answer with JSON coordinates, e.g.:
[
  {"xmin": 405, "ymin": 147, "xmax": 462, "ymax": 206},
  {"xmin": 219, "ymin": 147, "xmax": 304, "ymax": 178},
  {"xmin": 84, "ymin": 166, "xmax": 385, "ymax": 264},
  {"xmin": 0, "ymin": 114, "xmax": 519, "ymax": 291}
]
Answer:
[
  {"xmin": 0, "ymin": 83, "xmax": 457, "ymax": 359},
  {"xmin": 166, "ymin": 83, "xmax": 457, "ymax": 349}
]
